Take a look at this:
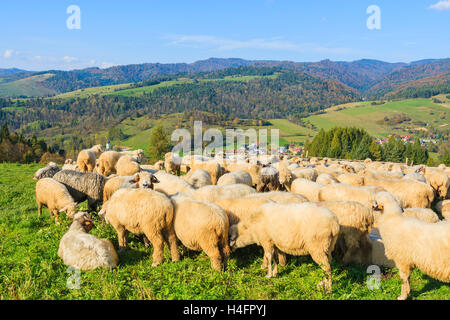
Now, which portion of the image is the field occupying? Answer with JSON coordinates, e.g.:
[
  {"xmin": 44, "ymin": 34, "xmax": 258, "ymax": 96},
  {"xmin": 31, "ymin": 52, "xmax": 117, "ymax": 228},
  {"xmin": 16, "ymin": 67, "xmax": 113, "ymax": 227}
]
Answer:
[
  {"xmin": 0, "ymin": 73, "xmax": 56, "ymax": 97},
  {"xmin": 1, "ymin": 163, "xmax": 449, "ymax": 300}
]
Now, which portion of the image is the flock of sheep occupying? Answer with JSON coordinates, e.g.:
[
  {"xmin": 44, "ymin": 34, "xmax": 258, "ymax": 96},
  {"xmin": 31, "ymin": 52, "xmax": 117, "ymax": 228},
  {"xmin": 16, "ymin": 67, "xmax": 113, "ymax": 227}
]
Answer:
[{"xmin": 32, "ymin": 144, "xmax": 450, "ymax": 300}]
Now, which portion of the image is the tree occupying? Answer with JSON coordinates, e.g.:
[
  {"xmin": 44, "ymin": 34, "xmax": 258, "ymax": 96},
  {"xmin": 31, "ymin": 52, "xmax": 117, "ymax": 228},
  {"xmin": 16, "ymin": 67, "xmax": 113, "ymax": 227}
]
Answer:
[
  {"xmin": 369, "ymin": 141, "xmax": 382, "ymax": 161},
  {"xmin": 148, "ymin": 125, "xmax": 170, "ymax": 162}
]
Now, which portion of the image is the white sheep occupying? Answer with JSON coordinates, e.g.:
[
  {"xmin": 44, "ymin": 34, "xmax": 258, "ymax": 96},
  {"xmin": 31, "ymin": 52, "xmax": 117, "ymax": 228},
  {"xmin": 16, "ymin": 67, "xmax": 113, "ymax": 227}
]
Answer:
[
  {"xmin": 58, "ymin": 212, "xmax": 119, "ymax": 270},
  {"xmin": 291, "ymin": 178, "xmax": 324, "ymax": 202},
  {"xmin": 153, "ymin": 171, "xmax": 195, "ymax": 196},
  {"xmin": 191, "ymin": 184, "xmax": 256, "ymax": 202},
  {"xmin": 182, "ymin": 169, "xmax": 212, "ymax": 188},
  {"xmin": 116, "ymin": 155, "xmax": 141, "ymax": 176},
  {"xmin": 402, "ymin": 208, "xmax": 440, "ymax": 223},
  {"xmin": 316, "ymin": 173, "xmax": 339, "ymax": 185},
  {"xmin": 217, "ymin": 170, "xmax": 253, "ymax": 187},
  {"xmin": 436, "ymin": 200, "xmax": 450, "ymax": 220},
  {"xmin": 318, "ymin": 183, "xmax": 377, "ymax": 210},
  {"xmin": 245, "ymin": 191, "xmax": 308, "ymax": 204}
]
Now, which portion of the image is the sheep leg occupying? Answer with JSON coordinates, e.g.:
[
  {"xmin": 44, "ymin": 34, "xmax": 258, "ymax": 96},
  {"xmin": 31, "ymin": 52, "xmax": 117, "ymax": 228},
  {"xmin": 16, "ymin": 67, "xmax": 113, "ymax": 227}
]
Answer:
[
  {"xmin": 277, "ymin": 251, "xmax": 287, "ymax": 267},
  {"xmin": 37, "ymin": 202, "xmax": 43, "ymax": 217},
  {"xmin": 397, "ymin": 265, "xmax": 412, "ymax": 300},
  {"xmin": 310, "ymin": 251, "xmax": 333, "ymax": 293},
  {"xmin": 166, "ymin": 228, "xmax": 180, "ymax": 262},
  {"xmin": 146, "ymin": 232, "xmax": 165, "ymax": 267},
  {"xmin": 262, "ymin": 243, "xmax": 276, "ymax": 278},
  {"xmin": 261, "ymin": 256, "xmax": 268, "ymax": 270},
  {"xmin": 203, "ymin": 242, "xmax": 223, "ymax": 271},
  {"xmin": 117, "ymin": 227, "xmax": 129, "ymax": 251}
]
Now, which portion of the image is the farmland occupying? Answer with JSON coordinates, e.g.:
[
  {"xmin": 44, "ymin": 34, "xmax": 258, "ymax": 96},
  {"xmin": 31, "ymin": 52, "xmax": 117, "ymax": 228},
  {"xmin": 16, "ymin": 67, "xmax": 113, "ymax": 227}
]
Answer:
[{"xmin": 1, "ymin": 162, "xmax": 449, "ymax": 300}]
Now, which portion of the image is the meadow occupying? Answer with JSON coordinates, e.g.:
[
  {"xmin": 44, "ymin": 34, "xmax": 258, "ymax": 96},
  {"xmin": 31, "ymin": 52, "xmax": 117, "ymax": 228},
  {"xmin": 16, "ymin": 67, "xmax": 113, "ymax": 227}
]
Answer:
[{"xmin": 1, "ymin": 163, "xmax": 449, "ymax": 300}]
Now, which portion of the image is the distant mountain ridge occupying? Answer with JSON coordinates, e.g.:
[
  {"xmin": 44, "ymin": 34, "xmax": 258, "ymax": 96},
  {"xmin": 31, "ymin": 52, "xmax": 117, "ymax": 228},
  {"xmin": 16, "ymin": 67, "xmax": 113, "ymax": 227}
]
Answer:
[{"xmin": 0, "ymin": 57, "xmax": 448, "ymax": 98}]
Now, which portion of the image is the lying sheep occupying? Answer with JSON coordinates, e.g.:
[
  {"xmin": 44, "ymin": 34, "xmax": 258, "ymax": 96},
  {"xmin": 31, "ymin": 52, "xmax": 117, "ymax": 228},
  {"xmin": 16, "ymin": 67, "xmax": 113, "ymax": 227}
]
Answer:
[
  {"xmin": 153, "ymin": 171, "xmax": 195, "ymax": 196},
  {"xmin": 217, "ymin": 170, "xmax": 253, "ymax": 187},
  {"xmin": 100, "ymin": 188, "xmax": 180, "ymax": 266},
  {"xmin": 182, "ymin": 169, "xmax": 212, "ymax": 188},
  {"xmin": 165, "ymin": 152, "xmax": 181, "ymax": 176},
  {"xmin": 245, "ymin": 191, "xmax": 308, "ymax": 204},
  {"xmin": 256, "ymin": 166, "xmax": 281, "ymax": 192},
  {"xmin": 318, "ymin": 183, "xmax": 377, "ymax": 210},
  {"xmin": 53, "ymin": 170, "xmax": 106, "ymax": 211},
  {"xmin": 116, "ymin": 155, "xmax": 141, "ymax": 176},
  {"xmin": 36, "ymin": 178, "xmax": 78, "ymax": 222},
  {"xmin": 77, "ymin": 149, "xmax": 96, "ymax": 173},
  {"xmin": 103, "ymin": 172, "xmax": 159, "ymax": 202},
  {"xmin": 229, "ymin": 202, "xmax": 339, "ymax": 292},
  {"xmin": 170, "ymin": 194, "xmax": 231, "ymax": 271},
  {"xmin": 33, "ymin": 162, "xmax": 60, "ymax": 180},
  {"xmin": 316, "ymin": 173, "xmax": 339, "ymax": 185},
  {"xmin": 58, "ymin": 212, "xmax": 119, "ymax": 270},
  {"xmin": 291, "ymin": 178, "xmax": 323, "ymax": 202},
  {"xmin": 191, "ymin": 184, "xmax": 256, "ymax": 203},
  {"xmin": 375, "ymin": 192, "xmax": 450, "ymax": 300},
  {"xmin": 402, "ymin": 208, "xmax": 440, "ymax": 223},
  {"xmin": 319, "ymin": 201, "xmax": 374, "ymax": 265},
  {"xmin": 436, "ymin": 200, "xmax": 450, "ymax": 220}
]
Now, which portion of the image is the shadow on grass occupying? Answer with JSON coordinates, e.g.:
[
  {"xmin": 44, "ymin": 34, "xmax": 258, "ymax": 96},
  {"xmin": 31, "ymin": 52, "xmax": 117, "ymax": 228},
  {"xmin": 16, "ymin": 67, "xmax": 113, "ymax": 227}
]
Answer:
[{"xmin": 409, "ymin": 274, "xmax": 447, "ymax": 299}]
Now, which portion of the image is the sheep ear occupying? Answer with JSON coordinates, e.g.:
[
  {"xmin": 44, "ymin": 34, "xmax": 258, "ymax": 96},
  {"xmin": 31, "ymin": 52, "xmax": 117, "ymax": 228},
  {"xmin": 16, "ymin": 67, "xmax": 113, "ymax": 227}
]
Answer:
[
  {"xmin": 151, "ymin": 176, "xmax": 160, "ymax": 183},
  {"xmin": 133, "ymin": 174, "xmax": 140, "ymax": 183}
]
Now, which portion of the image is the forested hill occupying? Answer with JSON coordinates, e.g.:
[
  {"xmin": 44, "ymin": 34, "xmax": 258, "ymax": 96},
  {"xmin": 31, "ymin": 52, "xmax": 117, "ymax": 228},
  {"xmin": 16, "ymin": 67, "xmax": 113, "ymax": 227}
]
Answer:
[
  {"xmin": 0, "ymin": 57, "xmax": 448, "ymax": 98},
  {"xmin": 0, "ymin": 68, "xmax": 360, "ymax": 135}
]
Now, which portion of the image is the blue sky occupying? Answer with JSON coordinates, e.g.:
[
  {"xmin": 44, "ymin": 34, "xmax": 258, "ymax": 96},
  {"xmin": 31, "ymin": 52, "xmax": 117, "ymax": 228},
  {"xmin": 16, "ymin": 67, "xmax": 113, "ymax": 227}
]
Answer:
[{"xmin": 0, "ymin": 0, "xmax": 449, "ymax": 71}]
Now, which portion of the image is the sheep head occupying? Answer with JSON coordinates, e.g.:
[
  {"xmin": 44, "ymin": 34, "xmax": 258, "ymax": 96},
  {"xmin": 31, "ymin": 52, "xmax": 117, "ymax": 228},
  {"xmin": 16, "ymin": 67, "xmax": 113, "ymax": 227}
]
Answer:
[{"xmin": 72, "ymin": 212, "xmax": 94, "ymax": 232}]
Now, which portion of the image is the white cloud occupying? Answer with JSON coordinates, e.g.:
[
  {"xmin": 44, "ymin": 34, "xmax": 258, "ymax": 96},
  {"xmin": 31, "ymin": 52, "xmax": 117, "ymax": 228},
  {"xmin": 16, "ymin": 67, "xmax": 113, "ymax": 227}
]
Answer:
[
  {"xmin": 429, "ymin": 0, "xmax": 450, "ymax": 11},
  {"xmin": 63, "ymin": 56, "xmax": 78, "ymax": 63},
  {"xmin": 3, "ymin": 49, "xmax": 14, "ymax": 58},
  {"xmin": 167, "ymin": 34, "xmax": 353, "ymax": 55}
]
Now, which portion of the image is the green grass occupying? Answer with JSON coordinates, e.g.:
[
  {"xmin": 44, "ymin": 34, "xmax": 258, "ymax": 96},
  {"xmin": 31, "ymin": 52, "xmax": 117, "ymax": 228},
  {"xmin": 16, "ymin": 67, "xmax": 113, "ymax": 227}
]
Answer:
[
  {"xmin": 1, "ymin": 163, "xmax": 449, "ymax": 299},
  {"xmin": 0, "ymin": 73, "xmax": 56, "ymax": 97}
]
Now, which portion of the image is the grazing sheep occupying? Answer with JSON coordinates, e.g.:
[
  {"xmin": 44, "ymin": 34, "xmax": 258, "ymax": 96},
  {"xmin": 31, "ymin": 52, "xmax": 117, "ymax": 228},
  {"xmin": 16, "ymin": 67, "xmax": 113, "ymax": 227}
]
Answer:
[
  {"xmin": 363, "ymin": 175, "xmax": 434, "ymax": 208},
  {"xmin": 53, "ymin": 170, "xmax": 106, "ymax": 211},
  {"xmin": 403, "ymin": 172, "xmax": 427, "ymax": 183},
  {"xmin": 217, "ymin": 170, "xmax": 253, "ymax": 187},
  {"xmin": 35, "ymin": 178, "xmax": 78, "ymax": 222},
  {"xmin": 319, "ymin": 183, "xmax": 377, "ymax": 210},
  {"xmin": 164, "ymin": 152, "xmax": 181, "ymax": 176},
  {"xmin": 97, "ymin": 151, "xmax": 123, "ymax": 176},
  {"xmin": 375, "ymin": 191, "xmax": 450, "ymax": 300},
  {"xmin": 291, "ymin": 178, "xmax": 324, "ymax": 202},
  {"xmin": 423, "ymin": 169, "xmax": 450, "ymax": 198},
  {"xmin": 116, "ymin": 155, "xmax": 141, "ymax": 176},
  {"xmin": 256, "ymin": 166, "xmax": 281, "ymax": 192},
  {"xmin": 77, "ymin": 149, "xmax": 97, "ymax": 173},
  {"xmin": 141, "ymin": 160, "xmax": 164, "ymax": 171},
  {"xmin": 316, "ymin": 173, "xmax": 339, "ymax": 185},
  {"xmin": 33, "ymin": 162, "xmax": 61, "ymax": 180},
  {"xmin": 191, "ymin": 184, "xmax": 256, "ymax": 203},
  {"xmin": 103, "ymin": 172, "xmax": 159, "ymax": 202},
  {"xmin": 153, "ymin": 171, "xmax": 195, "ymax": 196},
  {"xmin": 345, "ymin": 235, "xmax": 396, "ymax": 268},
  {"xmin": 229, "ymin": 202, "xmax": 339, "ymax": 292},
  {"xmin": 121, "ymin": 149, "xmax": 145, "ymax": 162},
  {"xmin": 58, "ymin": 212, "xmax": 119, "ymax": 270},
  {"xmin": 291, "ymin": 167, "xmax": 318, "ymax": 181},
  {"xmin": 436, "ymin": 200, "xmax": 450, "ymax": 220},
  {"xmin": 223, "ymin": 161, "xmax": 261, "ymax": 187},
  {"xmin": 182, "ymin": 169, "xmax": 212, "ymax": 188},
  {"xmin": 190, "ymin": 159, "xmax": 223, "ymax": 185},
  {"xmin": 319, "ymin": 201, "xmax": 374, "ymax": 265},
  {"xmin": 215, "ymin": 197, "xmax": 274, "ymax": 225},
  {"xmin": 246, "ymin": 191, "xmax": 308, "ymax": 204},
  {"xmin": 337, "ymin": 173, "xmax": 364, "ymax": 186},
  {"xmin": 100, "ymin": 188, "xmax": 180, "ymax": 266},
  {"xmin": 170, "ymin": 194, "xmax": 231, "ymax": 271},
  {"xmin": 402, "ymin": 208, "xmax": 440, "ymax": 223},
  {"xmin": 89, "ymin": 144, "xmax": 104, "ymax": 158}
]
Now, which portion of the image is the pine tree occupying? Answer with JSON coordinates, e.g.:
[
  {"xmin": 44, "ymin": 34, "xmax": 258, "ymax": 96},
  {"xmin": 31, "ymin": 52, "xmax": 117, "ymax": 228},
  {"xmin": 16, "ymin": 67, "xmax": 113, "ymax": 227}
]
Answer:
[
  {"xmin": 369, "ymin": 141, "xmax": 382, "ymax": 161},
  {"xmin": 148, "ymin": 124, "xmax": 170, "ymax": 162},
  {"xmin": 328, "ymin": 133, "xmax": 342, "ymax": 158}
]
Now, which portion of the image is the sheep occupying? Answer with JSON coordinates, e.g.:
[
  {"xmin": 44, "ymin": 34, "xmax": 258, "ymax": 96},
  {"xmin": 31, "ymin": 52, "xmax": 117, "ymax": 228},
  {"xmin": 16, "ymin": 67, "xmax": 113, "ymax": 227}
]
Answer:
[
  {"xmin": 35, "ymin": 178, "xmax": 78, "ymax": 222},
  {"xmin": 423, "ymin": 169, "xmax": 450, "ymax": 198},
  {"xmin": 141, "ymin": 160, "xmax": 164, "ymax": 171},
  {"xmin": 153, "ymin": 171, "xmax": 195, "ymax": 196},
  {"xmin": 290, "ymin": 167, "xmax": 318, "ymax": 181},
  {"xmin": 97, "ymin": 151, "xmax": 123, "ymax": 176},
  {"xmin": 318, "ymin": 183, "xmax": 377, "ymax": 210},
  {"xmin": 89, "ymin": 144, "xmax": 104, "ymax": 158},
  {"xmin": 229, "ymin": 202, "xmax": 340, "ymax": 292},
  {"xmin": 291, "ymin": 178, "xmax": 324, "ymax": 202},
  {"xmin": 62, "ymin": 159, "xmax": 79, "ymax": 171},
  {"xmin": 216, "ymin": 170, "xmax": 253, "ymax": 187},
  {"xmin": 116, "ymin": 155, "xmax": 141, "ymax": 176},
  {"xmin": 256, "ymin": 166, "xmax": 281, "ymax": 192},
  {"xmin": 164, "ymin": 152, "xmax": 181, "ymax": 176},
  {"xmin": 245, "ymin": 191, "xmax": 308, "ymax": 204},
  {"xmin": 214, "ymin": 197, "xmax": 274, "ymax": 225},
  {"xmin": 181, "ymin": 169, "xmax": 212, "ymax": 188},
  {"xmin": 58, "ymin": 212, "xmax": 119, "ymax": 270},
  {"xmin": 337, "ymin": 173, "xmax": 364, "ymax": 186},
  {"xmin": 33, "ymin": 162, "xmax": 60, "ymax": 180},
  {"xmin": 316, "ymin": 173, "xmax": 339, "ymax": 185},
  {"xmin": 52, "ymin": 170, "xmax": 106, "ymax": 211},
  {"xmin": 77, "ymin": 149, "xmax": 97, "ymax": 173},
  {"xmin": 345, "ymin": 235, "xmax": 396, "ymax": 268},
  {"xmin": 363, "ymin": 175, "xmax": 434, "ymax": 208},
  {"xmin": 100, "ymin": 188, "xmax": 180, "ymax": 266},
  {"xmin": 436, "ymin": 200, "xmax": 450, "ymax": 220},
  {"xmin": 189, "ymin": 159, "xmax": 223, "ymax": 185},
  {"xmin": 103, "ymin": 171, "xmax": 159, "ymax": 202},
  {"xmin": 223, "ymin": 161, "xmax": 261, "ymax": 187},
  {"xmin": 170, "ymin": 194, "xmax": 231, "ymax": 271},
  {"xmin": 402, "ymin": 208, "xmax": 440, "ymax": 223},
  {"xmin": 318, "ymin": 201, "xmax": 374, "ymax": 265},
  {"xmin": 374, "ymin": 191, "xmax": 450, "ymax": 300},
  {"xmin": 121, "ymin": 149, "xmax": 145, "ymax": 162},
  {"xmin": 191, "ymin": 184, "xmax": 256, "ymax": 203},
  {"xmin": 403, "ymin": 172, "xmax": 427, "ymax": 183}
]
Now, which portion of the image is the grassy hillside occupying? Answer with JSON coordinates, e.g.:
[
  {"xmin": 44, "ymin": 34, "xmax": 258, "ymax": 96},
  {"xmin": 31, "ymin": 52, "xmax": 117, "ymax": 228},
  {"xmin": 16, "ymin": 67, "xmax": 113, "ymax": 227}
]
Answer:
[
  {"xmin": 0, "ymin": 73, "xmax": 57, "ymax": 97},
  {"xmin": 1, "ymin": 163, "xmax": 449, "ymax": 300},
  {"xmin": 304, "ymin": 98, "xmax": 450, "ymax": 138}
]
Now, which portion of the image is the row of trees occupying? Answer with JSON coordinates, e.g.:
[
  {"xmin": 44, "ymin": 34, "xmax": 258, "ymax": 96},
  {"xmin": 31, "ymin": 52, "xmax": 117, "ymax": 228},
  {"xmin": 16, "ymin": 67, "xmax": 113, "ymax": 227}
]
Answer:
[{"xmin": 307, "ymin": 127, "xmax": 429, "ymax": 164}]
